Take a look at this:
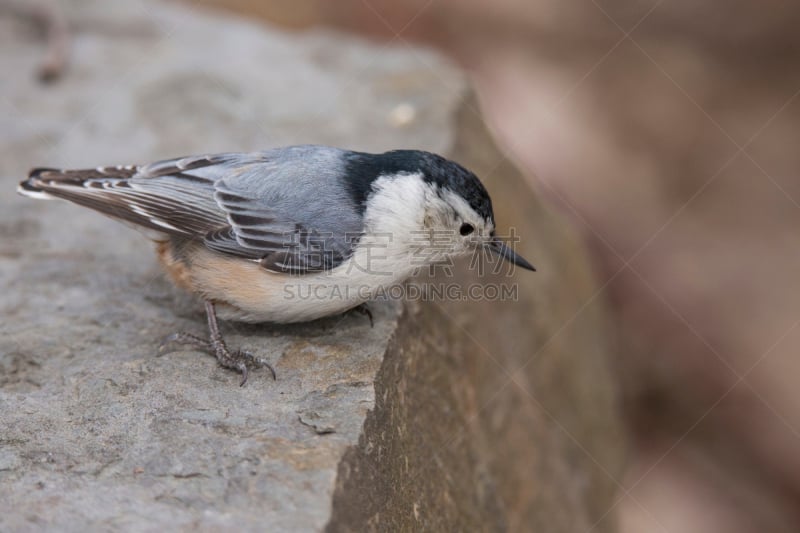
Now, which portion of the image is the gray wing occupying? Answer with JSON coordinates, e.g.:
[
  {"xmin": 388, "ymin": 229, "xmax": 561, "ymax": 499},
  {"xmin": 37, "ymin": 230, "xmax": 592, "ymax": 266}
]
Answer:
[
  {"xmin": 204, "ymin": 146, "xmax": 366, "ymax": 272},
  {"xmin": 21, "ymin": 145, "xmax": 366, "ymax": 273}
]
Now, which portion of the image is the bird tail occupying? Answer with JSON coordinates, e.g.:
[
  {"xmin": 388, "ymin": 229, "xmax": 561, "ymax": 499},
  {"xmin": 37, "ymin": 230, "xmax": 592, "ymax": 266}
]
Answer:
[
  {"xmin": 15, "ymin": 165, "xmax": 170, "ymax": 235},
  {"xmin": 18, "ymin": 166, "xmax": 138, "ymax": 200},
  {"xmin": 16, "ymin": 165, "xmax": 222, "ymax": 239},
  {"xmin": 18, "ymin": 168, "xmax": 63, "ymax": 200},
  {"xmin": 17, "ymin": 166, "xmax": 136, "ymax": 199}
]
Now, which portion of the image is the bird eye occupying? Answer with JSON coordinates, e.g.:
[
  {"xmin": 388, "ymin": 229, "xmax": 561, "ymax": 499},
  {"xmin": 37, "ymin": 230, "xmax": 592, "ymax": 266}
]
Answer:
[{"xmin": 459, "ymin": 223, "xmax": 475, "ymax": 236}]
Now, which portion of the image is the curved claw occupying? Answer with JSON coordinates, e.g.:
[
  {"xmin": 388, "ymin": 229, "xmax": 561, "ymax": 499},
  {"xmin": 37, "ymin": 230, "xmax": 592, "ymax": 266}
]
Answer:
[
  {"xmin": 235, "ymin": 350, "xmax": 277, "ymax": 381},
  {"xmin": 237, "ymin": 363, "xmax": 249, "ymax": 387},
  {"xmin": 263, "ymin": 361, "xmax": 277, "ymax": 381},
  {"xmin": 353, "ymin": 304, "xmax": 374, "ymax": 328}
]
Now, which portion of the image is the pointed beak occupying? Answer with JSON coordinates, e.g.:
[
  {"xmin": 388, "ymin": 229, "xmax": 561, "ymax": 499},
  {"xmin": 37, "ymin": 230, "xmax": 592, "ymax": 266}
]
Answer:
[{"xmin": 486, "ymin": 238, "xmax": 536, "ymax": 272}]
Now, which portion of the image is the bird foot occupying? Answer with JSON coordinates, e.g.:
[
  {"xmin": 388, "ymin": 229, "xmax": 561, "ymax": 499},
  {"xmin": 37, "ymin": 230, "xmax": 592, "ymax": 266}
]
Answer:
[{"xmin": 159, "ymin": 331, "xmax": 276, "ymax": 386}]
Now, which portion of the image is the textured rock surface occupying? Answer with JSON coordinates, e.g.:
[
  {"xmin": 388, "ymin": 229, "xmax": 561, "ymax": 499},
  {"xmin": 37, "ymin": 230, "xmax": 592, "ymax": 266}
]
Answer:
[{"xmin": 0, "ymin": 1, "xmax": 623, "ymax": 531}]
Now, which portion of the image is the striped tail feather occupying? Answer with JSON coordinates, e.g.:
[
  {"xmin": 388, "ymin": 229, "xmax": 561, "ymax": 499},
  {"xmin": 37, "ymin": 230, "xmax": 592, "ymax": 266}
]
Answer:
[
  {"xmin": 17, "ymin": 166, "xmax": 174, "ymax": 234},
  {"xmin": 17, "ymin": 165, "xmax": 224, "ymax": 237},
  {"xmin": 18, "ymin": 165, "xmax": 139, "ymax": 198}
]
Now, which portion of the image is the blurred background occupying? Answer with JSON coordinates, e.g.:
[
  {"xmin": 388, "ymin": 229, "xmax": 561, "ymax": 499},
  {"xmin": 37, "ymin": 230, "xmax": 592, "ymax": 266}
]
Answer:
[{"xmin": 4, "ymin": 0, "xmax": 800, "ymax": 531}]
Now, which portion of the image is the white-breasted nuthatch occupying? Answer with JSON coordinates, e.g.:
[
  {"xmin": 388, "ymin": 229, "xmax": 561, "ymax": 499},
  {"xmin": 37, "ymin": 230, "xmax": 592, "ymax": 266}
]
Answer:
[{"xmin": 18, "ymin": 145, "xmax": 534, "ymax": 384}]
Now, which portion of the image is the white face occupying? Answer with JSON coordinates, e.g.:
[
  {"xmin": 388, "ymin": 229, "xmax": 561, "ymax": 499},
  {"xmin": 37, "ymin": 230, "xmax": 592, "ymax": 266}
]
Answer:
[
  {"xmin": 420, "ymin": 187, "xmax": 494, "ymax": 258},
  {"xmin": 416, "ymin": 181, "xmax": 535, "ymax": 273},
  {"xmin": 363, "ymin": 173, "xmax": 500, "ymax": 270},
  {"xmin": 363, "ymin": 173, "xmax": 534, "ymax": 273}
]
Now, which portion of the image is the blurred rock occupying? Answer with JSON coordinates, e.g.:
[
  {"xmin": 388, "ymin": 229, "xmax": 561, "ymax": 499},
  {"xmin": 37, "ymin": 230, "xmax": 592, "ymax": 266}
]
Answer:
[{"xmin": 0, "ymin": 1, "xmax": 622, "ymax": 531}]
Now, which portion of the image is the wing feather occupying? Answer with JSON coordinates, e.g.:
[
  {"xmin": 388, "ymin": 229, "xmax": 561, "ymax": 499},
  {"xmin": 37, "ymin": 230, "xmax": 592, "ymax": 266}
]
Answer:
[{"xmin": 19, "ymin": 146, "xmax": 367, "ymax": 274}]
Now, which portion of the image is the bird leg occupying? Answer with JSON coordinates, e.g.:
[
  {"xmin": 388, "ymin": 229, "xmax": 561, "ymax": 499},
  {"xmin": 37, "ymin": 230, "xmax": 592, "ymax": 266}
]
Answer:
[{"xmin": 159, "ymin": 301, "xmax": 276, "ymax": 386}]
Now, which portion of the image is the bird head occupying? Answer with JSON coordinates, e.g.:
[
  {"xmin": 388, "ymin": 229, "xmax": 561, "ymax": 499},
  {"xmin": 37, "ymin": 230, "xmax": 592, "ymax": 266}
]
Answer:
[{"xmin": 356, "ymin": 150, "xmax": 535, "ymax": 273}]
